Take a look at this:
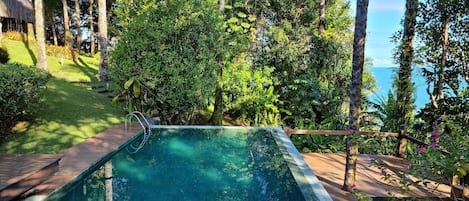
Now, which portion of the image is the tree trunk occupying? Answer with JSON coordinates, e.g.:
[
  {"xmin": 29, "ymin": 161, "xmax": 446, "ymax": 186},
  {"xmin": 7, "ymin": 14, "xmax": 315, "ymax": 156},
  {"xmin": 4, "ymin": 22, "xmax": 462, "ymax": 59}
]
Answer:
[
  {"xmin": 343, "ymin": 0, "xmax": 368, "ymax": 192},
  {"xmin": 35, "ymin": 0, "xmax": 49, "ymax": 71},
  {"xmin": 395, "ymin": 0, "xmax": 417, "ymax": 133},
  {"xmin": 98, "ymin": 0, "xmax": 108, "ymax": 81},
  {"xmin": 49, "ymin": 13, "xmax": 59, "ymax": 46},
  {"xmin": 431, "ymin": 16, "xmax": 451, "ymax": 108},
  {"xmin": 462, "ymin": 51, "xmax": 469, "ymax": 84},
  {"xmin": 89, "ymin": 0, "xmax": 95, "ymax": 55},
  {"xmin": 0, "ymin": 19, "xmax": 3, "ymax": 48},
  {"xmin": 319, "ymin": 0, "xmax": 326, "ymax": 36},
  {"xmin": 62, "ymin": 0, "xmax": 72, "ymax": 48},
  {"xmin": 210, "ymin": 0, "xmax": 225, "ymax": 125},
  {"xmin": 219, "ymin": 0, "xmax": 225, "ymax": 11},
  {"xmin": 75, "ymin": 0, "xmax": 82, "ymax": 51}
]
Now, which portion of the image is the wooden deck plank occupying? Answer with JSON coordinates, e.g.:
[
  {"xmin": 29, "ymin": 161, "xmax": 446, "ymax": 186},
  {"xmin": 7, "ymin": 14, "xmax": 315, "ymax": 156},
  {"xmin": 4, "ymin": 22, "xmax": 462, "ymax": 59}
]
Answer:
[
  {"xmin": 0, "ymin": 154, "xmax": 61, "ymax": 200},
  {"xmin": 301, "ymin": 153, "xmax": 452, "ymax": 200}
]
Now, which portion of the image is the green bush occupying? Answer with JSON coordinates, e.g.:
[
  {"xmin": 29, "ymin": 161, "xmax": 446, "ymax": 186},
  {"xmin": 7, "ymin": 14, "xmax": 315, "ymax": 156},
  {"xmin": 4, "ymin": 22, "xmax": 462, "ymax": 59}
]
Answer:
[
  {"xmin": 0, "ymin": 63, "xmax": 49, "ymax": 138},
  {"xmin": 110, "ymin": 0, "xmax": 224, "ymax": 124},
  {"xmin": 0, "ymin": 48, "xmax": 9, "ymax": 63}
]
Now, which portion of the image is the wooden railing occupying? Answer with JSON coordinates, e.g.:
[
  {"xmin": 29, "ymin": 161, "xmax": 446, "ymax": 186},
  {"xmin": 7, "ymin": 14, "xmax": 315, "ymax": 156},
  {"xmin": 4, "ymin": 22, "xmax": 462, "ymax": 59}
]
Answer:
[
  {"xmin": 283, "ymin": 127, "xmax": 406, "ymax": 156},
  {"xmin": 283, "ymin": 127, "xmax": 467, "ymax": 198}
]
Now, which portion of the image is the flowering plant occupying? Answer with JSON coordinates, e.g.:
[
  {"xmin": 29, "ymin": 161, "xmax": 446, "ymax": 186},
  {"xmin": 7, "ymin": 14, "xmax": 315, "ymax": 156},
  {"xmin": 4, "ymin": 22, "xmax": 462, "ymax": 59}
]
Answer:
[
  {"xmin": 375, "ymin": 116, "xmax": 469, "ymax": 198},
  {"xmin": 406, "ymin": 117, "xmax": 469, "ymax": 185}
]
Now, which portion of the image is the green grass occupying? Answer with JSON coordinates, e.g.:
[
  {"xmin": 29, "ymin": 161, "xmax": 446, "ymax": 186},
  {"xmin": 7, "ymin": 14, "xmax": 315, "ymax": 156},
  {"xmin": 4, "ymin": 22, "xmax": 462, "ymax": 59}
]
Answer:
[{"xmin": 0, "ymin": 39, "xmax": 125, "ymax": 154}]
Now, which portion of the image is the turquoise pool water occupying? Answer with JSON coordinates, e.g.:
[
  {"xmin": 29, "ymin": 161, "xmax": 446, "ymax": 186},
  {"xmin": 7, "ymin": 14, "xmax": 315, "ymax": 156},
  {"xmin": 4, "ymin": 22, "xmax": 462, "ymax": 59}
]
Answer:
[{"xmin": 45, "ymin": 126, "xmax": 331, "ymax": 201}]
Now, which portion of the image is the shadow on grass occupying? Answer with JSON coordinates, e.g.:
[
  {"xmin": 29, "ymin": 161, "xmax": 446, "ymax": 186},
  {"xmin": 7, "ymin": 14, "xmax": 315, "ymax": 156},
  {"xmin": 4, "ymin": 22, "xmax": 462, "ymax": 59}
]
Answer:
[
  {"xmin": 75, "ymin": 57, "xmax": 99, "ymax": 83},
  {"xmin": 0, "ymin": 78, "xmax": 125, "ymax": 154},
  {"xmin": 22, "ymin": 35, "xmax": 37, "ymax": 65}
]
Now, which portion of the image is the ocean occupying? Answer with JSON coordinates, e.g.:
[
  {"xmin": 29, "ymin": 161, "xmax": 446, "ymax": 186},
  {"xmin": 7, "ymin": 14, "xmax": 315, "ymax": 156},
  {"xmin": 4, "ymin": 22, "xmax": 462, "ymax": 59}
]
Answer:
[{"xmin": 369, "ymin": 67, "xmax": 429, "ymax": 110}]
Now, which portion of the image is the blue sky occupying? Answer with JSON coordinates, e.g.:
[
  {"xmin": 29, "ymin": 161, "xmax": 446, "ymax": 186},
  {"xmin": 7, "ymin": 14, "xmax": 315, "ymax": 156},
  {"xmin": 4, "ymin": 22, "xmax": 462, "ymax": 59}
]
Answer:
[{"xmin": 349, "ymin": 0, "xmax": 406, "ymax": 67}]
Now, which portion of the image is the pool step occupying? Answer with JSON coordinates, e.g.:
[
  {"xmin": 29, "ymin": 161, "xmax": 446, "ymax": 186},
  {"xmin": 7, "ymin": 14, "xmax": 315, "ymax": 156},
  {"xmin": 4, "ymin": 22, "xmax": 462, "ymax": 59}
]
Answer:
[{"xmin": 0, "ymin": 154, "xmax": 61, "ymax": 201}]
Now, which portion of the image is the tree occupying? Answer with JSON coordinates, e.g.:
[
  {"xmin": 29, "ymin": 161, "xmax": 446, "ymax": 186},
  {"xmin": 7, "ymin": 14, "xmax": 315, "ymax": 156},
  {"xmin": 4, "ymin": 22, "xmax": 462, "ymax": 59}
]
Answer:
[
  {"xmin": 75, "ymin": 0, "xmax": 82, "ymax": 51},
  {"xmin": 45, "ymin": 0, "xmax": 61, "ymax": 46},
  {"xmin": 319, "ymin": 0, "xmax": 326, "ymax": 36},
  {"xmin": 210, "ymin": 0, "xmax": 225, "ymax": 125},
  {"xmin": 35, "ymin": 0, "xmax": 48, "ymax": 71},
  {"xmin": 344, "ymin": 0, "xmax": 368, "ymax": 191},
  {"xmin": 62, "ymin": 0, "xmax": 72, "ymax": 48},
  {"xmin": 417, "ymin": 0, "xmax": 469, "ymax": 109},
  {"xmin": 48, "ymin": 12, "xmax": 59, "ymax": 46},
  {"xmin": 394, "ymin": 0, "xmax": 418, "ymax": 135},
  {"xmin": 89, "ymin": 0, "xmax": 95, "ymax": 55},
  {"xmin": 98, "ymin": 0, "xmax": 108, "ymax": 81}
]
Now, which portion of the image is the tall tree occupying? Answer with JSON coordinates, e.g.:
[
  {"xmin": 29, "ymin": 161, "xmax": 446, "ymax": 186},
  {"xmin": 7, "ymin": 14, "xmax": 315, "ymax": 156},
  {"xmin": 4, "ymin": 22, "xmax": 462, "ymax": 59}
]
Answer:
[
  {"xmin": 62, "ymin": 0, "xmax": 72, "ymax": 48},
  {"xmin": 394, "ymin": 0, "xmax": 418, "ymax": 135},
  {"xmin": 344, "ymin": 0, "xmax": 368, "ymax": 191},
  {"xmin": 210, "ymin": 0, "xmax": 225, "ymax": 125},
  {"xmin": 430, "ymin": 14, "xmax": 451, "ymax": 108},
  {"xmin": 98, "ymin": 0, "xmax": 108, "ymax": 81},
  {"xmin": 319, "ymin": 0, "xmax": 326, "ymax": 36},
  {"xmin": 48, "ymin": 12, "xmax": 59, "ymax": 46},
  {"xmin": 89, "ymin": 0, "xmax": 95, "ymax": 55},
  {"xmin": 35, "ymin": 0, "xmax": 48, "ymax": 71},
  {"xmin": 75, "ymin": 0, "xmax": 82, "ymax": 51}
]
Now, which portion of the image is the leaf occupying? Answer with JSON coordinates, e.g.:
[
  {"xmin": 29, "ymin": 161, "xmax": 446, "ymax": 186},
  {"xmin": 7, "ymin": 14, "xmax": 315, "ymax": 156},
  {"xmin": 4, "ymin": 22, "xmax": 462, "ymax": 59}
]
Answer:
[
  {"xmin": 124, "ymin": 78, "xmax": 134, "ymax": 89},
  {"xmin": 237, "ymin": 12, "xmax": 247, "ymax": 18},
  {"xmin": 241, "ymin": 22, "xmax": 250, "ymax": 28},
  {"xmin": 112, "ymin": 95, "xmax": 120, "ymax": 104},
  {"xmin": 248, "ymin": 15, "xmax": 256, "ymax": 22},
  {"xmin": 133, "ymin": 81, "xmax": 141, "ymax": 97},
  {"xmin": 457, "ymin": 168, "xmax": 467, "ymax": 176}
]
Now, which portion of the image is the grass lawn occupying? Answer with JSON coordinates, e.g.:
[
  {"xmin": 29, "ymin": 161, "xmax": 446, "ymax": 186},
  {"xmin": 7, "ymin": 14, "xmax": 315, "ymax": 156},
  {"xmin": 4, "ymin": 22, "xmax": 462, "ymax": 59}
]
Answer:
[{"xmin": 0, "ymin": 39, "xmax": 125, "ymax": 154}]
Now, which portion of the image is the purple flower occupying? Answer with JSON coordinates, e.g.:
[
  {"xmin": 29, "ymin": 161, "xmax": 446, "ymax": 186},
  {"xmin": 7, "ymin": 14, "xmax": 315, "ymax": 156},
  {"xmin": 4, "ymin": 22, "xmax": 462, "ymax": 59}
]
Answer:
[
  {"xmin": 433, "ymin": 117, "xmax": 442, "ymax": 125},
  {"xmin": 348, "ymin": 183, "xmax": 357, "ymax": 191},
  {"xmin": 346, "ymin": 128, "xmax": 356, "ymax": 134},
  {"xmin": 404, "ymin": 162, "xmax": 411, "ymax": 169},
  {"xmin": 380, "ymin": 167, "xmax": 387, "ymax": 172},
  {"xmin": 430, "ymin": 141, "xmax": 439, "ymax": 150},
  {"xmin": 416, "ymin": 146, "xmax": 427, "ymax": 154},
  {"xmin": 336, "ymin": 136, "xmax": 342, "ymax": 141},
  {"xmin": 431, "ymin": 130, "xmax": 442, "ymax": 137}
]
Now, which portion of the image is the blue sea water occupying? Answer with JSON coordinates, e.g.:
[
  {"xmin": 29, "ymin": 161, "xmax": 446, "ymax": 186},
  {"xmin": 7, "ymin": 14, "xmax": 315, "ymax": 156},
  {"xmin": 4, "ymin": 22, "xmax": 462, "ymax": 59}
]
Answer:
[{"xmin": 369, "ymin": 67, "xmax": 429, "ymax": 110}]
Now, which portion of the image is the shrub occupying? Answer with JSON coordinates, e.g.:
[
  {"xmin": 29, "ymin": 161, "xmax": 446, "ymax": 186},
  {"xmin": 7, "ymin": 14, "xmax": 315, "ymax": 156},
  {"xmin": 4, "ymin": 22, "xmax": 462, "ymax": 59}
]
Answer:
[
  {"xmin": 110, "ymin": 1, "xmax": 225, "ymax": 124},
  {"xmin": 0, "ymin": 48, "xmax": 9, "ymax": 63},
  {"xmin": 0, "ymin": 63, "xmax": 49, "ymax": 138},
  {"xmin": 46, "ymin": 45, "xmax": 77, "ymax": 60},
  {"xmin": 3, "ymin": 32, "xmax": 26, "ymax": 42}
]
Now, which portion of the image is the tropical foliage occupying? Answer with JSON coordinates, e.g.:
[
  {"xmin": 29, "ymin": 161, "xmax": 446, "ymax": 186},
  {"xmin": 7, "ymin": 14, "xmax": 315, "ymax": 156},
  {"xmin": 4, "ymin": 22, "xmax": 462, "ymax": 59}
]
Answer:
[{"xmin": 110, "ymin": 0, "xmax": 225, "ymax": 124}]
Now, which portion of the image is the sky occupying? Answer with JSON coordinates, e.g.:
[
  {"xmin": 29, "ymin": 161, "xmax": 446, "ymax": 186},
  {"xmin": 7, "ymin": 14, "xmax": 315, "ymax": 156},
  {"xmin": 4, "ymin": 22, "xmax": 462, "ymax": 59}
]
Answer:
[{"xmin": 349, "ymin": 0, "xmax": 406, "ymax": 67}]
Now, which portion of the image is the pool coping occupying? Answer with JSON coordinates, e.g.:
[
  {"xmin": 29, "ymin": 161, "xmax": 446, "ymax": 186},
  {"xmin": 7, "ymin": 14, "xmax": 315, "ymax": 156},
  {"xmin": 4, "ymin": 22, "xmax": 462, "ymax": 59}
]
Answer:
[{"xmin": 271, "ymin": 127, "xmax": 333, "ymax": 201}]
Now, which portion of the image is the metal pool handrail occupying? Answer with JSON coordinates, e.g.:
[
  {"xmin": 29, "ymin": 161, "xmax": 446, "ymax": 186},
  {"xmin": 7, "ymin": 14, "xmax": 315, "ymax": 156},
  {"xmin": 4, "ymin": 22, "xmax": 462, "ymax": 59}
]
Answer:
[{"xmin": 125, "ymin": 111, "xmax": 152, "ymax": 153}]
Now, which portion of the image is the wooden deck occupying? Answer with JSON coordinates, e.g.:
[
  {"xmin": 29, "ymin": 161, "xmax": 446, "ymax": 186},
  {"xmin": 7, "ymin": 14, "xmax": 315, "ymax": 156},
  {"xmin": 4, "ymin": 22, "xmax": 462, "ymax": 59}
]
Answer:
[
  {"xmin": 0, "ymin": 124, "xmax": 141, "ymax": 200},
  {"xmin": 302, "ymin": 153, "xmax": 452, "ymax": 201},
  {"xmin": 0, "ymin": 154, "xmax": 61, "ymax": 201}
]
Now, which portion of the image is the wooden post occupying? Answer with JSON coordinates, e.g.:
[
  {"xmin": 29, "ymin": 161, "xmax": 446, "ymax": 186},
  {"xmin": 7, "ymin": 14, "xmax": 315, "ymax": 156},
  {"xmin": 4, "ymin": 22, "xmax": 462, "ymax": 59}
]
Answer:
[
  {"xmin": 283, "ymin": 127, "xmax": 292, "ymax": 138},
  {"xmin": 105, "ymin": 161, "xmax": 113, "ymax": 201},
  {"xmin": 396, "ymin": 130, "xmax": 407, "ymax": 157}
]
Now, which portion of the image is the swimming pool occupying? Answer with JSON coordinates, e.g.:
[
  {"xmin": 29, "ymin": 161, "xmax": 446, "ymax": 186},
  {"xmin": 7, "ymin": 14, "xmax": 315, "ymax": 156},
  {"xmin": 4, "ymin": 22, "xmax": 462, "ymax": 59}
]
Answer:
[{"xmin": 45, "ymin": 126, "xmax": 332, "ymax": 201}]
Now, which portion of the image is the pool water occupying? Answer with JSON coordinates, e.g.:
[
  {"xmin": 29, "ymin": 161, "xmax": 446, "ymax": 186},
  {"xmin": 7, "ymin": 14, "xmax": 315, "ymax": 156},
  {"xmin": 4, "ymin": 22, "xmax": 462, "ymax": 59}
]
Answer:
[{"xmin": 46, "ymin": 127, "xmax": 329, "ymax": 201}]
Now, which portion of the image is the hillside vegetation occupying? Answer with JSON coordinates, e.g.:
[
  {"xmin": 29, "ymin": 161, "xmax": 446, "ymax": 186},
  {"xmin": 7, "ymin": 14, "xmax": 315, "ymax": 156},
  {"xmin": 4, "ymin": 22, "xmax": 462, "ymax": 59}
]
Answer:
[{"xmin": 0, "ymin": 39, "xmax": 124, "ymax": 154}]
